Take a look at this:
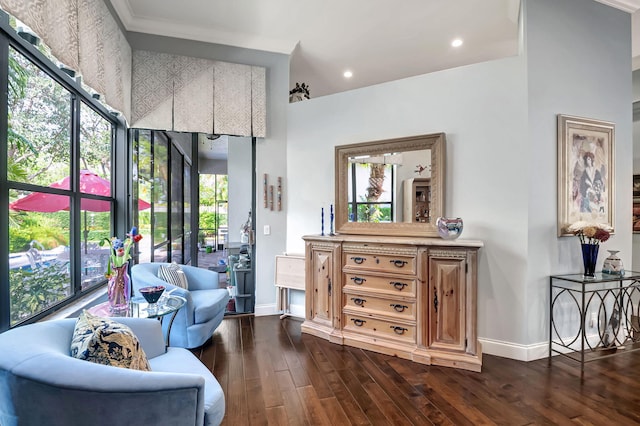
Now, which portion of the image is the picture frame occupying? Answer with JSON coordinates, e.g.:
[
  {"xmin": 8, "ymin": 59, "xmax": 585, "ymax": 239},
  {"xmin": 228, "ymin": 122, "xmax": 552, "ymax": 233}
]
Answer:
[
  {"xmin": 557, "ymin": 114, "xmax": 615, "ymax": 236},
  {"xmin": 634, "ymin": 174, "xmax": 640, "ymax": 199},
  {"xmin": 634, "ymin": 201, "xmax": 640, "ymax": 234}
]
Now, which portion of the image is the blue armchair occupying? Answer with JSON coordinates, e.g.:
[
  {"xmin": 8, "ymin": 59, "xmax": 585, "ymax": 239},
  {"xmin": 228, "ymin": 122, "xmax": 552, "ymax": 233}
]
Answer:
[
  {"xmin": 0, "ymin": 317, "xmax": 225, "ymax": 426},
  {"xmin": 131, "ymin": 263, "xmax": 229, "ymax": 349}
]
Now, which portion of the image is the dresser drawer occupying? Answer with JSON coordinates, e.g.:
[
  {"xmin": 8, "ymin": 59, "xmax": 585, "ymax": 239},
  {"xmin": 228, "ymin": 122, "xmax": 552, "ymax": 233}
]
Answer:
[
  {"xmin": 343, "ymin": 291, "xmax": 416, "ymax": 321},
  {"xmin": 344, "ymin": 272, "xmax": 416, "ymax": 297},
  {"xmin": 344, "ymin": 313, "xmax": 416, "ymax": 344},
  {"xmin": 343, "ymin": 250, "xmax": 417, "ymax": 275}
]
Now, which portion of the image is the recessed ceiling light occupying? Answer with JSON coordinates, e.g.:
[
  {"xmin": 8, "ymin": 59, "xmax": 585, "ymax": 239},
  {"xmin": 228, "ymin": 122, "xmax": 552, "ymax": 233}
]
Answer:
[
  {"xmin": 451, "ymin": 38, "xmax": 463, "ymax": 48},
  {"xmin": 343, "ymin": 70, "xmax": 353, "ymax": 78}
]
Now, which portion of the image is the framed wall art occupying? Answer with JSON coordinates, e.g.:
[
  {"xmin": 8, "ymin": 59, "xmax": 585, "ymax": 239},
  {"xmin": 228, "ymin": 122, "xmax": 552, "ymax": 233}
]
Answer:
[
  {"xmin": 557, "ymin": 114, "xmax": 615, "ymax": 236},
  {"xmin": 634, "ymin": 174, "xmax": 640, "ymax": 200},
  {"xmin": 634, "ymin": 201, "xmax": 640, "ymax": 234}
]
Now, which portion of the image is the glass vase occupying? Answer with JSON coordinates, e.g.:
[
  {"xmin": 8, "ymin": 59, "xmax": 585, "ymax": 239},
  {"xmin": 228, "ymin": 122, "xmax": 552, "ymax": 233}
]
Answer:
[
  {"xmin": 108, "ymin": 263, "xmax": 131, "ymax": 313},
  {"xmin": 581, "ymin": 243, "xmax": 599, "ymax": 278}
]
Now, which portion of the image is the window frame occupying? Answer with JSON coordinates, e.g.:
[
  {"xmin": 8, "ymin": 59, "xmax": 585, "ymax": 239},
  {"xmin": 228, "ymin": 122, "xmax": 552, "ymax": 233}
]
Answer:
[{"xmin": 0, "ymin": 14, "xmax": 123, "ymax": 331}]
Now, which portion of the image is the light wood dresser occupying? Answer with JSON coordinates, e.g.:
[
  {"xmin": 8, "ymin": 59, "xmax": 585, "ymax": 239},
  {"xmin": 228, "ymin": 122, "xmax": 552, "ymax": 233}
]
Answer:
[{"xmin": 301, "ymin": 234, "xmax": 483, "ymax": 372}]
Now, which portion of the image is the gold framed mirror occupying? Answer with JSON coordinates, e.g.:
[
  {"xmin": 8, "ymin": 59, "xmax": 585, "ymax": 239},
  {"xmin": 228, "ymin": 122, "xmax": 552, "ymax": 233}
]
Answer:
[{"xmin": 335, "ymin": 133, "xmax": 445, "ymax": 237}]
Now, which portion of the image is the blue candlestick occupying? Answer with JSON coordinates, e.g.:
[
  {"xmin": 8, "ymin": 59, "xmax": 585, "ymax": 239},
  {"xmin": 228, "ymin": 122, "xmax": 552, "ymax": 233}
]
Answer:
[
  {"xmin": 321, "ymin": 207, "xmax": 325, "ymax": 235},
  {"xmin": 330, "ymin": 204, "xmax": 334, "ymax": 235}
]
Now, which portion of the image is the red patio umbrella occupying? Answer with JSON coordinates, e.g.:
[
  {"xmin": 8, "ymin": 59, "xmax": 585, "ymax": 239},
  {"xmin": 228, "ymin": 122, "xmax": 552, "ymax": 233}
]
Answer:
[
  {"xmin": 9, "ymin": 170, "xmax": 151, "ymax": 212},
  {"xmin": 9, "ymin": 170, "xmax": 151, "ymax": 253}
]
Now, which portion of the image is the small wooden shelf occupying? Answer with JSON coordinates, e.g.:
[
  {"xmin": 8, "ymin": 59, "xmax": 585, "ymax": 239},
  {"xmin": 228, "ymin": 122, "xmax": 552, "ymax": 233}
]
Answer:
[{"xmin": 403, "ymin": 178, "xmax": 431, "ymax": 223}]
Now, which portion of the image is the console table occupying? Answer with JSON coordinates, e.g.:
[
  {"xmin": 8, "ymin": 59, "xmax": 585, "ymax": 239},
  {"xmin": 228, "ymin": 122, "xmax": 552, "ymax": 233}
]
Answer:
[{"xmin": 549, "ymin": 272, "xmax": 640, "ymax": 369}]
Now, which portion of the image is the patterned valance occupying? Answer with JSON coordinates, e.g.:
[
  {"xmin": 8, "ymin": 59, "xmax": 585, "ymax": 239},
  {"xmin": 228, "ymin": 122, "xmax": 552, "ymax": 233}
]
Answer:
[
  {"xmin": 0, "ymin": 2, "xmax": 266, "ymax": 136},
  {"xmin": 131, "ymin": 50, "xmax": 266, "ymax": 137},
  {"xmin": 0, "ymin": 0, "xmax": 132, "ymax": 121}
]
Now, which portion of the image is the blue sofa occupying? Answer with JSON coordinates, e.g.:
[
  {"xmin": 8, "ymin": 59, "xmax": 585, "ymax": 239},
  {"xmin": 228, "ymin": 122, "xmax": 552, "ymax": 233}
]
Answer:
[
  {"xmin": 131, "ymin": 263, "xmax": 229, "ymax": 349},
  {"xmin": 0, "ymin": 317, "xmax": 225, "ymax": 426}
]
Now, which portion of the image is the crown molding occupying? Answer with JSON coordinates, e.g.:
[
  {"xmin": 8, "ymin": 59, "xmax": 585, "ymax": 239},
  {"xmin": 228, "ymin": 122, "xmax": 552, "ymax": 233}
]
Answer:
[
  {"xmin": 107, "ymin": 0, "xmax": 296, "ymax": 53},
  {"xmin": 594, "ymin": 0, "xmax": 640, "ymax": 13}
]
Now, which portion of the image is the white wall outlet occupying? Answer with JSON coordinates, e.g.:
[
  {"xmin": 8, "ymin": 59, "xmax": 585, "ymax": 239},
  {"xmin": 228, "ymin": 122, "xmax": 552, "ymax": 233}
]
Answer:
[
  {"xmin": 590, "ymin": 312, "xmax": 598, "ymax": 328},
  {"xmin": 264, "ymin": 225, "xmax": 271, "ymax": 235}
]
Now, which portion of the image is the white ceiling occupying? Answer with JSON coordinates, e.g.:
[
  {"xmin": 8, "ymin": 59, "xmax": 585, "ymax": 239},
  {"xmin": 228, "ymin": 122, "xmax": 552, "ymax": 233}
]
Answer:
[{"xmin": 110, "ymin": 0, "xmax": 640, "ymax": 99}]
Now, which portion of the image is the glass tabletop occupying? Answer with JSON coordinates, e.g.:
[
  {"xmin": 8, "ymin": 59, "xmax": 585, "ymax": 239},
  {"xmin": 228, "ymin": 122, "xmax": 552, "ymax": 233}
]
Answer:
[
  {"xmin": 130, "ymin": 295, "xmax": 186, "ymax": 319},
  {"xmin": 550, "ymin": 271, "xmax": 640, "ymax": 283}
]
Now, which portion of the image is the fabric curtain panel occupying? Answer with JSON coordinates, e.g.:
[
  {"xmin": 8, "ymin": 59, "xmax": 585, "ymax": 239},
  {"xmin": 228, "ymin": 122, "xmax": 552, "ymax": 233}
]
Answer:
[
  {"xmin": 131, "ymin": 50, "xmax": 174, "ymax": 131},
  {"xmin": 131, "ymin": 50, "xmax": 267, "ymax": 138},
  {"xmin": 214, "ymin": 61, "xmax": 252, "ymax": 137},
  {"xmin": 1, "ymin": 0, "xmax": 132, "ymax": 121},
  {"xmin": 251, "ymin": 66, "xmax": 266, "ymax": 138},
  {"xmin": 173, "ymin": 55, "xmax": 214, "ymax": 134},
  {"xmin": 0, "ymin": 0, "xmax": 79, "ymax": 71}
]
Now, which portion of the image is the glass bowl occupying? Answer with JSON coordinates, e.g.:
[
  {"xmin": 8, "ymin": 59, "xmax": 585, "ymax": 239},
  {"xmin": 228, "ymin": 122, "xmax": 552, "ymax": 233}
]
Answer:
[{"xmin": 139, "ymin": 285, "xmax": 166, "ymax": 304}]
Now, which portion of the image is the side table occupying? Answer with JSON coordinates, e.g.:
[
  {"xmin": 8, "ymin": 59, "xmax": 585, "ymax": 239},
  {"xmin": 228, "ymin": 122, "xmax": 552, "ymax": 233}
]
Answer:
[
  {"xmin": 87, "ymin": 295, "xmax": 186, "ymax": 346},
  {"xmin": 549, "ymin": 272, "xmax": 640, "ymax": 370}
]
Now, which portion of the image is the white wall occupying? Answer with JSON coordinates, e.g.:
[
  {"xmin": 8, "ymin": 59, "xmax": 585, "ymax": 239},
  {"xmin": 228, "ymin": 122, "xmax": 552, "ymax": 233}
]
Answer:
[
  {"xmin": 285, "ymin": 0, "xmax": 632, "ymax": 360},
  {"xmin": 287, "ymin": 55, "xmax": 530, "ymax": 345},
  {"xmin": 525, "ymin": 0, "xmax": 632, "ymax": 356}
]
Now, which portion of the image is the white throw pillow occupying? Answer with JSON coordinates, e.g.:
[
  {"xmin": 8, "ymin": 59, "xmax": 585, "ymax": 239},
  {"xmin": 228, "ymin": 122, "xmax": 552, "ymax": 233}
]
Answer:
[{"xmin": 157, "ymin": 262, "xmax": 189, "ymax": 289}]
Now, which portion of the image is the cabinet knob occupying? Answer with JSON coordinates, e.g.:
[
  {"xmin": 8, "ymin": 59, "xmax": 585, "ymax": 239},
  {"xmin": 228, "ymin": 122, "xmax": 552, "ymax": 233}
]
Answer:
[
  {"xmin": 351, "ymin": 276, "xmax": 366, "ymax": 285},
  {"xmin": 351, "ymin": 297, "xmax": 366, "ymax": 306},
  {"xmin": 390, "ymin": 281, "xmax": 408, "ymax": 291},
  {"xmin": 390, "ymin": 326, "xmax": 407, "ymax": 335},
  {"xmin": 390, "ymin": 303, "xmax": 408, "ymax": 313},
  {"xmin": 390, "ymin": 259, "xmax": 408, "ymax": 268},
  {"xmin": 351, "ymin": 256, "xmax": 366, "ymax": 264},
  {"xmin": 351, "ymin": 318, "xmax": 366, "ymax": 327}
]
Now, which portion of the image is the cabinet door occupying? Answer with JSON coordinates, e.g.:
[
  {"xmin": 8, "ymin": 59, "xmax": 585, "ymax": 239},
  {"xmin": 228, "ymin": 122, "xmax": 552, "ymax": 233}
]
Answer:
[
  {"xmin": 429, "ymin": 254, "xmax": 466, "ymax": 352},
  {"xmin": 309, "ymin": 248, "xmax": 334, "ymax": 327}
]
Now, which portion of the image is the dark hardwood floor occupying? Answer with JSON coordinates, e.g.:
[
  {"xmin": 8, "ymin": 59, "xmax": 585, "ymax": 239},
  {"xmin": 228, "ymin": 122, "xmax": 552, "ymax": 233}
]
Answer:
[{"xmin": 192, "ymin": 315, "xmax": 640, "ymax": 425}]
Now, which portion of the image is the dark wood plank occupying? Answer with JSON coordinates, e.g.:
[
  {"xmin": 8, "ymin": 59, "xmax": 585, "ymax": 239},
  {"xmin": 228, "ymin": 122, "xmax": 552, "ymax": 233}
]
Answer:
[
  {"xmin": 275, "ymin": 370, "xmax": 309, "ymax": 426},
  {"xmin": 196, "ymin": 316, "xmax": 640, "ymax": 426}
]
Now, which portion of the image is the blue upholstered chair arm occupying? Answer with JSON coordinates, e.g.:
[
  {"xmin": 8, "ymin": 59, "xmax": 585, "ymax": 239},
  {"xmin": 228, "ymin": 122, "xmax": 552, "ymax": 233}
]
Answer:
[{"xmin": 0, "ymin": 318, "xmax": 215, "ymax": 426}]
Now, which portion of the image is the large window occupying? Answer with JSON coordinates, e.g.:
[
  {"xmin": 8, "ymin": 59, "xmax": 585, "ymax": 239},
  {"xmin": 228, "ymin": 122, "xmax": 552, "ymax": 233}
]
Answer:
[
  {"xmin": 132, "ymin": 130, "xmax": 191, "ymax": 265},
  {"xmin": 4, "ymin": 41, "xmax": 116, "ymax": 328}
]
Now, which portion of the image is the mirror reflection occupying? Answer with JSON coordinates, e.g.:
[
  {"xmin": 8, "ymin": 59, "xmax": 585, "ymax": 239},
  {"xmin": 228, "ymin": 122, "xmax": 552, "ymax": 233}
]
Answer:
[
  {"xmin": 335, "ymin": 133, "xmax": 445, "ymax": 238},
  {"xmin": 347, "ymin": 149, "xmax": 431, "ymax": 223}
]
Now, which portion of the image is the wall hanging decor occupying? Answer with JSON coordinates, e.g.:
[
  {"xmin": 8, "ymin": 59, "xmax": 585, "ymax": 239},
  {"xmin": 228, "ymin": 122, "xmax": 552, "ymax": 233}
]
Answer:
[
  {"xmin": 277, "ymin": 177, "xmax": 282, "ymax": 211},
  {"xmin": 263, "ymin": 173, "xmax": 268, "ymax": 208},
  {"xmin": 270, "ymin": 185, "xmax": 274, "ymax": 211},
  {"xmin": 557, "ymin": 115, "xmax": 615, "ymax": 236}
]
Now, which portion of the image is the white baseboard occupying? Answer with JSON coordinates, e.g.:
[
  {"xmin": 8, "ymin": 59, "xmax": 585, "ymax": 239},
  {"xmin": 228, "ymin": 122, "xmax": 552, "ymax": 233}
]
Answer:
[
  {"xmin": 254, "ymin": 302, "xmax": 305, "ymax": 318},
  {"xmin": 480, "ymin": 331, "xmax": 609, "ymax": 361},
  {"xmin": 479, "ymin": 337, "xmax": 549, "ymax": 361}
]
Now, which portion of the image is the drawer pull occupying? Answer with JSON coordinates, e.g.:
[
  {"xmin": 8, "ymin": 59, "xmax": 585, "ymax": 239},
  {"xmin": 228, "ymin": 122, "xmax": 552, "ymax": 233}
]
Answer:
[
  {"xmin": 351, "ymin": 297, "xmax": 366, "ymax": 306},
  {"xmin": 390, "ymin": 326, "xmax": 407, "ymax": 335},
  {"xmin": 351, "ymin": 256, "xmax": 366, "ymax": 264},
  {"xmin": 351, "ymin": 318, "xmax": 366, "ymax": 327},
  {"xmin": 390, "ymin": 281, "xmax": 408, "ymax": 291},
  {"xmin": 351, "ymin": 276, "xmax": 366, "ymax": 285},
  {"xmin": 390, "ymin": 259, "xmax": 408, "ymax": 267},
  {"xmin": 390, "ymin": 303, "xmax": 408, "ymax": 313}
]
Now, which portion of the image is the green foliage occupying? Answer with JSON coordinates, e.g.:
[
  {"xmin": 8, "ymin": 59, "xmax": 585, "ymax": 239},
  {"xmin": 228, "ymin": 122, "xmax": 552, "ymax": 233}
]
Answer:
[
  {"xmin": 10, "ymin": 262, "xmax": 70, "ymax": 324},
  {"xmin": 8, "ymin": 213, "xmax": 68, "ymax": 251},
  {"xmin": 200, "ymin": 212, "xmax": 217, "ymax": 230}
]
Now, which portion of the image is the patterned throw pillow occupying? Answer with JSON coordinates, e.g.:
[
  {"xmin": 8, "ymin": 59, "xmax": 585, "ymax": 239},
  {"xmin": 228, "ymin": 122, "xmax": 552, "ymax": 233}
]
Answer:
[
  {"xmin": 157, "ymin": 262, "xmax": 189, "ymax": 289},
  {"xmin": 70, "ymin": 311, "xmax": 151, "ymax": 371}
]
